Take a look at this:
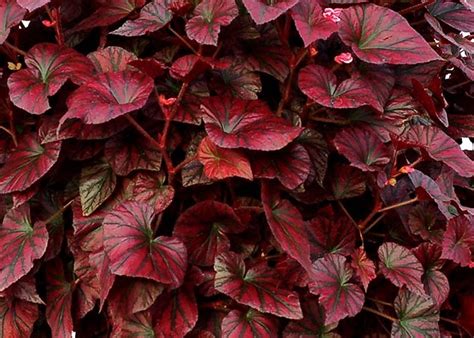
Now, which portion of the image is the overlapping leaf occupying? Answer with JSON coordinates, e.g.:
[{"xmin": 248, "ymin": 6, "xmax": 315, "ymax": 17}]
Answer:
[
  {"xmin": 221, "ymin": 309, "xmax": 278, "ymax": 338},
  {"xmin": 16, "ymin": 0, "xmax": 49, "ymax": 11},
  {"xmin": 441, "ymin": 216, "xmax": 474, "ymax": 267},
  {"xmin": 350, "ymin": 247, "xmax": 376, "ymax": 292},
  {"xmin": 103, "ymin": 201, "xmax": 187, "ymax": 288},
  {"xmin": 298, "ymin": 129, "xmax": 329, "ymax": 186},
  {"xmin": 242, "ymin": 0, "xmax": 299, "ymax": 25},
  {"xmin": 0, "ymin": 297, "xmax": 39, "ymax": 338},
  {"xmin": 129, "ymin": 172, "xmax": 175, "ymax": 213},
  {"xmin": 329, "ymin": 165, "xmax": 366, "ymax": 200},
  {"xmin": 0, "ymin": 1, "xmax": 26, "ymax": 44},
  {"xmin": 87, "ymin": 46, "xmax": 137, "ymax": 73},
  {"xmin": 428, "ymin": 0, "xmax": 474, "ymax": 31}
]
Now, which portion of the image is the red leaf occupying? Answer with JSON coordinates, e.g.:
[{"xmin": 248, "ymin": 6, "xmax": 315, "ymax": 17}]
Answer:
[
  {"xmin": 339, "ymin": 4, "xmax": 441, "ymax": 64},
  {"xmin": 334, "ymin": 127, "xmax": 391, "ymax": 172},
  {"xmin": 60, "ymin": 70, "xmax": 154, "ymax": 125},
  {"xmin": 378, "ymin": 242, "xmax": 425, "ymax": 295},
  {"xmin": 262, "ymin": 183, "xmax": 312, "ymax": 270},
  {"xmin": 350, "ymin": 247, "xmax": 376, "ymax": 292},
  {"xmin": 291, "ymin": 0, "xmax": 337, "ymax": 47},
  {"xmin": 355, "ymin": 63, "xmax": 395, "ymax": 112},
  {"xmin": 329, "ymin": 165, "xmax": 366, "ymax": 200},
  {"xmin": 0, "ymin": 134, "xmax": 61, "ymax": 193},
  {"xmin": 46, "ymin": 260, "xmax": 73, "ymax": 338},
  {"xmin": 89, "ymin": 249, "xmax": 115, "ymax": 311},
  {"xmin": 112, "ymin": 310, "xmax": 160, "ymax": 337},
  {"xmin": 214, "ymin": 252, "xmax": 303, "ymax": 319},
  {"xmin": 103, "ymin": 201, "xmax": 187, "ymax": 288},
  {"xmin": 298, "ymin": 129, "xmax": 329, "ymax": 186},
  {"xmin": 221, "ymin": 309, "xmax": 278, "ymax": 338},
  {"xmin": 73, "ymin": 250, "xmax": 100, "ymax": 319},
  {"xmin": 309, "ymin": 254, "xmax": 365, "ymax": 323},
  {"xmin": 16, "ymin": 0, "xmax": 49, "ymax": 11},
  {"xmin": 0, "ymin": 1, "xmax": 26, "ymax": 44},
  {"xmin": 173, "ymin": 200, "xmax": 244, "ymax": 266},
  {"xmin": 428, "ymin": 0, "xmax": 474, "ymax": 32},
  {"xmin": 0, "ymin": 297, "xmax": 39, "ymax": 338},
  {"xmin": 242, "ymin": 0, "xmax": 299, "ymax": 25},
  {"xmin": 298, "ymin": 65, "xmax": 380, "ymax": 110},
  {"xmin": 111, "ymin": 0, "xmax": 173, "ymax": 36},
  {"xmin": 197, "ymin": 137, "xmax": 253, "ymax": 180},
  {"xmin": 129, "ymin": 172, "xmax": 175, "ymax": 213},
  {"xmin": 408, "ymin": 203, "xmax": 445, "ymax": 244},
  {"xmin": 441, "ymin": 216, "xmax": 474, "ymax": 267},
  {"xmin": 0, "ymin": 205, "xmax": 48, "ymax": 291},
  {"xmin": 252, "ymin": 143, "xmax": 311, "ymax": 190},
  {"xmin": 201, "ymin": 96, "xmax": 302, "ymax": 151},
  {"xmin": 185, "ymin": 0, "xmax": 238, "ymax": 45},
  {"xmin": 87, "ymin": 46, "xmax": 137, "ymax": 73}
]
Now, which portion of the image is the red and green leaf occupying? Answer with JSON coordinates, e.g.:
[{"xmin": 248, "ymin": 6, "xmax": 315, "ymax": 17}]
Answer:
[
  {"xmin": 242, "ymin": 0, "xmax": 299, "ymax": 25},
  {"xmin": 441, "ymin": 216, "xmax": 474, "ymax": 267},
  {"xmin": 16, "ymin": 0, "xmax": 49, "ymax": 11},
  {"xmin": 0, "ymin": 297, "xmax": 39, "ymax": 338},
  {"xmin": 0, "ymin": 1, "xmax": 26, "ymax": 44},
  {"xmin": 221, "ymin": 308, "xmax": 278, "ymax": 338},
  {"xmin": 350, "ymin": 247, "xmax": 376, "ymax": 292},
  {"xmin": 87, "ymin": 46, "xmax": 137, "ymax": 73},
  {"xmin": 427, "ymin": 0, "xmax": 474, "ymax": 32}
]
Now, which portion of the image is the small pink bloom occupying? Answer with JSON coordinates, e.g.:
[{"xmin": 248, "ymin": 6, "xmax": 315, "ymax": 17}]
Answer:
[
  {"xmin": 309, "ymin": 46, "xmax": 318, "ymax": 57},
  {"xmin": 323, "ymin": 8, "xmax": 342, "ymax": 23},
  {"xmin": 399, "ymin": 165, "xmax": 415, "ymax": 174},
  {"xmin": 42, "ymin": 19, "xmax": 56, "ymax": 27},
  {"xmin": 159, "ymin": 95, "xmax": 176, "ymax": 107},
  {"xmin": 334, "ymin": 52, "xmax": 353, "ymax": 64}
]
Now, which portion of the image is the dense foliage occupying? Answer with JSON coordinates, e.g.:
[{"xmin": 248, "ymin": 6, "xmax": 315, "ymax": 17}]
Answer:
[{"xmin": 0, "ymin": 0, "xmax": 473, "ymax": 337}]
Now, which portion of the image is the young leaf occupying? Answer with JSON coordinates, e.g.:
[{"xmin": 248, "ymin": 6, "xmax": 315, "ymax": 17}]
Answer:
[
  {"xmin": 185, "ymin": 0, "xmax": 238, "ymax": 46},
  {"xmin": 0, "ymin": 1, "xmax": 26, "ymax": 44},
  {"xmin": 392, "ymin": 288, "xmax": 440, "ymax": 337},
  {"xmin": 221, "ymin": 309, "xmax": 278, "ymax": 338},
  {"xmin": 214, "ymin": 252, "xmax": 303, "ymax": 319},
  {"xmin": 201, "ymin": 96, "xmax": 302, "ymax": 151},
  {"xmin": 0, "ymin": 134, "xmax": 61, "ymax": 194},
  {"xmin": 0, "ymin": 205, "xmax": 48, "ymax": 291},
  {"xmin": 441, "ymin": 216, "xmax": 474, "ymax": 267},
  {"xmin": 197, "ymin": 137, "xmax": 253, "ymax": 180},
  {"xmin": 87, "ymin": 46, "xmax": 138, "ymax": 73},
  {"xmin": 309, "ymin": 254, "xmax": 365, "ymax": 324},
  {"xmin": 339, "ymin": 4, "xmax": 441, "ymax": 64},
  {"xmin": 242, "ymin": 0, "xmax": 299, "ymax": 25},
  {"xmin": 111, "ymin": 0, "xmax": 173, "ymax": 37},
  {"xmin": 103, "ymin": 201, "xmax": 187, "ymax": 288},
  {"xmin": 0, "ymin": 297, "xmax": 39, "ymax": 338},
  {"xmin": 350, "ymin": 247, "xmax": 376, "ymax": 292},
  {"xmin": 378, "ymin": 242, "xmax": 425, "ymax": 295},
  {"xmin": 8, "ymin": 43, "xmax": 95, "ymax": 114}
]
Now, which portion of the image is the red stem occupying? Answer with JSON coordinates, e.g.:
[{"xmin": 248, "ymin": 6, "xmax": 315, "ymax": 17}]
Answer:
[{"xmin": 4, "ymin": 41, "xmax": 27, "ymax": 56}]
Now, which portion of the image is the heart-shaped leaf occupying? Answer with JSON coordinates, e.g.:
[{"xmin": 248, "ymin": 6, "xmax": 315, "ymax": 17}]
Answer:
[
  {"xmin": 339, "ymin": 4, "xmax": 441, "ymax": 64},
  {"xmin": 87, "ymin": 46, "xmax": 137, "ymax": 73},
  {"xmin": 441, "ymin": 216, "xmax": 474, "ymax": 267},
  {"xmin": 129, "ymin": 172, "xmax": 175, "ymax": 213},
  {"xmin": 103, "ymin": 201, "xmax": 187, "ymax": 288},
  {"xmin": 309, "ymin": 254, "xmax": 365, "ymax": 324},
  {"xmin": 201, "ymin": 96, "xmax": 302, "ymax": 151},
  {"xmin": 0, "ymin": 1, "xmax": 26, "ymax": 44},
  {"xmin": 0, "ymin": 297, "xmax": 39, "ymax": 338},
  {"xmin": 185, "ymin": 0, "xmax": 238, "ymax": 45},
  {"xmin": 111, "ymin": 0, "xmax": 172, "ymax": 36},
  {"xmin": 112, "ymin": 311, "xmax": 156, "ymax": 337},
  {"xmin": 329, "ymin": 165, "xmax": 366, "ymax": 200},
  {"xmin": 221, "ymin": 309, "xmax": 278, "ymax": 338},
  {"xmin": 214, "ymin": 252, "xmax": 303, "ymax": 319},
  {"xmin": 350, "ymin": 247, "xmax": 376, "ymax": 292},
  {"xmin": 0, "ymin": 133, "xmax": 61, "ymax": 194},
  {"xmin": 378, "ymin": 242, "xmax": 425, "ymax": 295},
  {"xmin": 60, "ymin": 70, "xmax": 154, "ymax": 125},
  {"xmin": 8, "ymin": 43, "xmax": 95, "ymax": 114},
  {"xmin": 428, "ymin": 0, "xmax": 474, "ymax": 32},
  {"xmin": 0, "ymin": 205, "xmax": 48, "ymax": 291},
  {"xmin": 392, "ymin": 288, "xmax": 440, "ymax": 337},
  {"xmin": 242, "ymin": 0, "xmax": 299, "ymax": 25}
]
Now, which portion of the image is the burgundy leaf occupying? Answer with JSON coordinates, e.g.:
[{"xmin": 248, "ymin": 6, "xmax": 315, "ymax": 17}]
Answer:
[
  {"xmin": 0, "ymin": 1, "xmax": 26, "ymax": 44},
  {"xmin": 0, "ymin": 205, "xmax": 48, "ymax": 291},
  {"xmin": 392, "ymin": 288, "xmax": 440, "ymax": 337},
  {"xmin": 16, "ymin": 0, "xmax": 49, "ymax": 11},
  {"xmin": 201, "ymin": 96, "xmax": 302, "ymax": 151},
  {"xmin": 214, "ymin": 252, "xmax": 303, "ymax": 319},
  {"xmin": 408, "ymin": 203, "xmax": 445, "ymax": 243},
  {"xmin": 87, "ymin": 46, "xmax": 137, "ymax": 73},
  {"xmin": 298, "ymin": 129, "xmax": 329, "ymax": 186},
  {"xmin": 221, "ymin": 308, "xmax": 278, "ymax": 338},
  {"xmin": 112, "ymin": 310, "xmax": 158, "ymax": 337},
  {"xmin": 339, "ymin": 4, "xmax": 441, "ymax": 64},
  {"xmin": 60, "ymin": 70, "xmax": 154, "ymax": 125},
  {"xmin": 262, "ymin": 183, "xmax": 312, "ymax": 270},
  {"xmin": 448, "ymin": 114, "xmax": 474, "ymax": 138},
  {"xmin": 309, "ymin": 254, "xmax": 365, "ymax": 323},
  {"xmin": 441, "ymin": 216, "xmax": 474, "ymax": 267},
  {"xmin": 7, "ymin": 43, "xmax": 95, "ymax": 114},
  {"xmin": 197, "ymin": 137, "xmax": 253, "ymax": 180},
  {"xmin": 129, "ymin": 58, "xmax": 165, "ymax": 79},
  {"xmin": 111, "ymin": 0, "xmax": 173, "ymax": 36},
  {"xmin": 46, "ymin": 260, "xmax": 73, "ymax": 338},
  {"xmin": 0, "ymin": 133, "xmax": 61, "ymax": 193},
  {"xmin": 103, "ymin": 201, "xmax": 187, "ymax": 288},
  {"xmin": 356, "ymin": 63, "xmax": 395, "ymax": 112},
  {"xmin": 242, "ymin": 0, "xmax": 299, "ymax": 25},
  {"xmin": 0, "ymin": 297, "xmax": 39, "ymax": 338},
  {"xmin": 428, "ymin": 0, "xmax": 474, "ymax": 31},
  {"xmin": 252, "ymin": 143, "xmax": 311, "ymax": 190},
  {"xmin": 73, "ymin": 250, "xmax": 100, "ymax": 319},
  {"xmin": 291, "ymin": 0, "xmax": 338, "ymax": 47},
  {"xmin": 334, "ymin": 127, "xmax": 391, "ymax": 172},
  {"xmin": 329, "ymin": 165, "xmax": 366, "ymax": 200},
  {"xmin": 173, "ymin": 200, "xmax": 244, "ymax": 266},
  {"xmin": 185, "ymin": 0, "xmax": 238, "ymax": 45},
  {"xmin": 129, "ymin": 172, "xmax": 175, "ymax": 213},
  {"xmin": 298, "ymin": 65, "xmax": 380, "ymax": 110},
  {"xmin": 89, "ymin": 249, "xmax": 115, "ymax": 311},
  {"xmin": 350, "ymin": 247, "xmax": 376, "ymax": 292},
  {"xmin": 4, "ymin": 275, "xmax": 44, "ymax": 305},
  {"xmin": 378, "ymin": 242, "xmax": 425, "ymax": 295}
]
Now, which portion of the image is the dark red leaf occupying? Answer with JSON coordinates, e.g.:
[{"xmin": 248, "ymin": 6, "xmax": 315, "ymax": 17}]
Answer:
[
  {"xmin": 0, "ymin": 297, "xmax": 39, "ymax": 338},
  {"xmin": 355, "ymin": 63, "xmax": 395, "ymax": 112},
  {"xmin": 111, "ymin": 0, "xmax": 173, "ymax": 36},
  {"xmin": 201, "ymin": 96, "xmax": 302, "ymax": 151},
  {"xmin": 329, "ymin": 165, "xmax": 366, "ymax": 200},
  {"xmin": 129, "ymin": 172, "xmax": 175, "ymax": 213},
  {"xmin": 408, "ymin": 203, "xmax": 445, "ymax": 243},
  {"xmin": 262, "ymin": 183, "xmax": 312, "ymax": 270},
  {"xmin": 0, "ymin": 134, "xmax": 61, "ymax": 194},
  {"xmin": 112, "ymin": 310, "xmax": 159, "ymax": 337},
  {"xmin": 242, "ymin": 0, "xmax": 299, "ymax": 25},
  {"xmin": 339, "ymin": 4, "xmax": 441, "ymax": 64},
  {"xmin": 16, "ymin": 0, "xmax": 49, "ymax": 11},
  {"xmin": 89, "ymin": 249, "xmax": 115, "ymax": 311},
  {"xmin": 87, "ymin": 46, "xmax": 137, "ymax": 73},
  {"xmin": 7, "ymin": 43, "xmax": 95, "ymax": 114},
  {"xmin": 73, "ymin": 250, "xmax": 100, "ymax": 319},
  {"xmin": 214, "ymin": 252, "xmax": 303, "ymax": 319},
  {"xmin": 185, "ymin": 0, "xmax": 238, "ymax": 46},
  {"xmin": 60, "ymin": 70, "xmax": 154, "ymax": 125},
  {"xmin": 0, "ymin": 1, "xmax": 26, "ymax": 44},
  {"xmin": 309, "ymin": 254, "xmax": 365, "ymax": 323},
  {"xmin": 3, "ymin": 275, "xmax": 44, "ymax": 305},
  {"xmin": 221, "ymin": 308, "xmax": 278, "ymax": 338},
  {"xmin": 291, "ymin": 0, "xmax": 337, "ymax": 47},
  {"xmin": 350, "ymin": 247, "xmax": 376, "ymax": 292},
  {"xmin": 129, "ymin": 58, "xmax": 165, "ymax": 78},
  {"xmin": 197, "ymin": 137, "xmax": 253, "ymax": 180},
  {"xmin": 173, "ymin": 200, "xmax": 244, "ymax": 266},
  {"xmin": 298, "ymin": 129, "xmax": 329, "ymax": 186},
  {"xmin": 448, "ymin": 114, "xmax": 474, "ymax": 138},
  {"xmin": 428, "ymin": 0, "xmax": 474, "ymax": 31},
  {"xmin": 103, "ymin": 201, "xmax": 187, "ymax": 288},
  {"xmin": 441, "ymin": 216, "xmax": 474, "ymax": 267},
  {"xmin": 0, "ymin": 205, "xmax": 48, "ymax": 291},
  {"xmin": 378, "ymin": 242, "xmax": 425, "ymax": 295},
  {"xmin": 411, "ymin": 78, "xmax": 448, "ymax": 127}
]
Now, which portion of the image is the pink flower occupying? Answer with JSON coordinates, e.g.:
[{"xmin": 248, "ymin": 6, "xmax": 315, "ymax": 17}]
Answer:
[
  {"xmin": 334, "ymin": 52, "xmax": 353, "ymax": 64},
  {"xmin": 398, "ymin": 165, "xmax": 415, "ymax": 174},
  {"xmin": 323, "ymin": 8, "xmax": 342, "ymax": 23}
]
